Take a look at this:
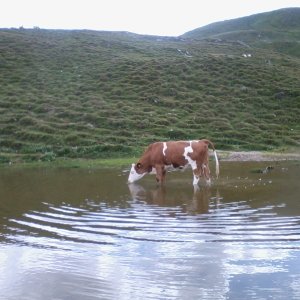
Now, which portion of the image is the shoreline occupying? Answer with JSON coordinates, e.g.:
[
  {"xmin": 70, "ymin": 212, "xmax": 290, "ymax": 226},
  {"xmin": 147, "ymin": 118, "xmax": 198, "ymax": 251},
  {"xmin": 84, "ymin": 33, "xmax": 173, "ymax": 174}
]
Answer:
[
  {"xmin": 0, "ymin": 150, "xmax": 299, "ymax": 169},
  {"xmin": 217, "ymin": 150, "xmax": 300, "ymax": 162}
]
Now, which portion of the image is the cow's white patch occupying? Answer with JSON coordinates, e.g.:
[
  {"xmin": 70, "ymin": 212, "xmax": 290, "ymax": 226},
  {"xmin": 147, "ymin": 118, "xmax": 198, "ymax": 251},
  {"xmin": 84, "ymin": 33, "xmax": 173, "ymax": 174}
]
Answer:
[
  {"xmin": 128, "ymin": 164, "xmax": 147, "ymax": 183},
  {"xmin": 183, "ymin": 141, "xmax": 197, "ymax": 170},
  {"xmin": 193, "ymin": 175, "xmax": 199, "ymax": 185},
  {"xmin": 163, "ymin": 142, "xmax": 167, "ymax": 156}
]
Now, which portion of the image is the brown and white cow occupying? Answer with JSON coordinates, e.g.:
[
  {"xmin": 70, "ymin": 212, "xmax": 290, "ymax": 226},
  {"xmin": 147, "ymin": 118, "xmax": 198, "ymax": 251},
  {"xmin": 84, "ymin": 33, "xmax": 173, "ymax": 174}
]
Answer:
[{"xmin": 128, "ymin": 139, "xmax": 219, "ymax": 185}]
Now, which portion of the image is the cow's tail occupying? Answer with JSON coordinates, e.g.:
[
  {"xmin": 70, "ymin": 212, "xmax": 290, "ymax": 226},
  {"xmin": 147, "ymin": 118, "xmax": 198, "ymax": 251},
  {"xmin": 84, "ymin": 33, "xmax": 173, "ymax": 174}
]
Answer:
[{"xmin": 201, "ymin": 139, "xmax": 219, "ymax": 178}]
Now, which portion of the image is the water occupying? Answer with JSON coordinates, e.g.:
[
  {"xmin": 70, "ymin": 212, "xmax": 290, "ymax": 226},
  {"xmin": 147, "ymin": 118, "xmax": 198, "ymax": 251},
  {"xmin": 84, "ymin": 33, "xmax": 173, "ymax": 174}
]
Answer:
[{"xmin": 0, "ymin": 161, "xmax": 300, "ymax": 300}]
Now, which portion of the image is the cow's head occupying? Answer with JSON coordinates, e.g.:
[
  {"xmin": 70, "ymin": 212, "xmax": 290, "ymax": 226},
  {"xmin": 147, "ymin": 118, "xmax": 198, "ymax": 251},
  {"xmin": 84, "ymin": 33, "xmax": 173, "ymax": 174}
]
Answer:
[{"xmin": 128, "ymin": 163, "xmax": 147, "ymax": 183}]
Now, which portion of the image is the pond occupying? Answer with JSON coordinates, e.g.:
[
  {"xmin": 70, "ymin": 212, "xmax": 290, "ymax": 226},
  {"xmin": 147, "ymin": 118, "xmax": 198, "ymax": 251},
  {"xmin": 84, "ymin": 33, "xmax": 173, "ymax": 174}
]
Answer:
[{"xmin": 0, "ymin": 161, "xmax": 300, "ymax": 300}]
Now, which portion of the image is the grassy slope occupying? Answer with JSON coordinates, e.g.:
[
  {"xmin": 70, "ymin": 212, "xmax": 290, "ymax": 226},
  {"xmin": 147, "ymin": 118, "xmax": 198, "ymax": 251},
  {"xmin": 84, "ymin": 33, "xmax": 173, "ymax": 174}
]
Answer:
[
  {"xmin": 183, "ymin": 7, "xmax": 300, "ymax": 57},
  {"xmin": 0, "ymin": 9, "xmax": 299, "ymax": 163}
]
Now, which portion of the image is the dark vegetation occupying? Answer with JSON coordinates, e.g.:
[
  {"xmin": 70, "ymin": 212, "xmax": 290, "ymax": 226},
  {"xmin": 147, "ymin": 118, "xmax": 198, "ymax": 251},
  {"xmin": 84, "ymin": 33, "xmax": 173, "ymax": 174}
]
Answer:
[{"xmin": 0, "ymin": 8, "xmax": 299, "ymax": 162}]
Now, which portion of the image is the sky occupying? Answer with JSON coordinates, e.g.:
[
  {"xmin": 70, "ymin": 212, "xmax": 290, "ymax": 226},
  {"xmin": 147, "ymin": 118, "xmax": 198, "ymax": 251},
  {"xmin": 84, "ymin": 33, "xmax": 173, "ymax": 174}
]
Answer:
[{"xmin": 1, "ymin": 0, "xmax": 299, "ymax": 36}]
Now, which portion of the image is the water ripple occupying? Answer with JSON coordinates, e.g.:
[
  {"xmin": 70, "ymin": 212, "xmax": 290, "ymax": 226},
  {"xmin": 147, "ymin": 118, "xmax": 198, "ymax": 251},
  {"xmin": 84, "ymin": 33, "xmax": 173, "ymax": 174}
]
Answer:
[{"xmin": 3, "ymin": 199, "xmax": 300, "ymax": 251}]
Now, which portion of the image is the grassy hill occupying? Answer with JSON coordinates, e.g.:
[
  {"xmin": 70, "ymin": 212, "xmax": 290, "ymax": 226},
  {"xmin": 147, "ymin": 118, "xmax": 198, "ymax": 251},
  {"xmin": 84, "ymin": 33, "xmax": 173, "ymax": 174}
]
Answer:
[
  {"xmin": 183, "ymin": 7, "xmax": 300, "ymax": 57},
  {"xmin": 0, "ymin": 8, "xmax": 299, "ymax": 163}
]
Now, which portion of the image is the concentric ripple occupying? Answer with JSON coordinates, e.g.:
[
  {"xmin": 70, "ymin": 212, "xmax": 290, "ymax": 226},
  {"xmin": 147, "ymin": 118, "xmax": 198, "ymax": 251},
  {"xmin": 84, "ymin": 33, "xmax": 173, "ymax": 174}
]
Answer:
[{"xmin": 4, "ymin": 197, "xmax": 300, "ymax": 252}]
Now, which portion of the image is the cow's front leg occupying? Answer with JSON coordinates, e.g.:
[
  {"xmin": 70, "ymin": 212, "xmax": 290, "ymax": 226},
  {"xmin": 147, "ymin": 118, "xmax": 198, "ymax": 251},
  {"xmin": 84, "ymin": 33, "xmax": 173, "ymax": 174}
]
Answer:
[{"xmin": 155, "ymin": 165, "xmax": 166, "ymax": 184}]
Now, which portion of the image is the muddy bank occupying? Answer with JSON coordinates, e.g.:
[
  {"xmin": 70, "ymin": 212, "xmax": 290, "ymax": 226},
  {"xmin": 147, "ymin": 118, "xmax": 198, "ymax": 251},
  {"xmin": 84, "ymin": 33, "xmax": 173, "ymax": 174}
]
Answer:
[{"xmin": 217, "ymin": 151, "xmax": 300, "ymax": 162}]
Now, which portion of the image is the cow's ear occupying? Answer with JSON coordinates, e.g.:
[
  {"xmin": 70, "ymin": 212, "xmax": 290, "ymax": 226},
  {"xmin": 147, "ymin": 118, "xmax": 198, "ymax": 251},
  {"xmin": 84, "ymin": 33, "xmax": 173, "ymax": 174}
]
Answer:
[{"xmin": 136, "ymin": 163, "xmax": 142, "ymax": 169}]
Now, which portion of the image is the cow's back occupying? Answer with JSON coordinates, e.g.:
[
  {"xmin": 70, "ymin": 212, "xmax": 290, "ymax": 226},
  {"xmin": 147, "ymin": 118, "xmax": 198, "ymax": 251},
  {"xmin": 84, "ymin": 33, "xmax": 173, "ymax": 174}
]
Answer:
[
  {"xmin": 146, "ymin": 141, "xmax": 187, "ymax": 166},
  {"xmin": 164, "ymin": 141, "xmax": 189, "ymax": 166},
  {"xmin": 144, "ymin": 140, "xmax": 209, "ymax": 167}
]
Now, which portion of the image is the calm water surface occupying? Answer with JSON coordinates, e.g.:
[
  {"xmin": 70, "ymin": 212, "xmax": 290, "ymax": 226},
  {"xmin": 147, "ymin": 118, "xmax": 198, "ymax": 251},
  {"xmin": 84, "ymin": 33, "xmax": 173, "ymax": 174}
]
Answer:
[{"xmin": 0, "ymin": 161, "xmax": 300, "ymax": 300}]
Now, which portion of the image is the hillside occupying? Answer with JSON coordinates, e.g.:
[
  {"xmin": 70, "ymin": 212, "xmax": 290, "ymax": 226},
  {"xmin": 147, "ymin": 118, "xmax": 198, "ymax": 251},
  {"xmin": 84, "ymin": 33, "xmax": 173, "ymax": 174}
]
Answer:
[
  {"xmin": 0, "ymin": 8, "xmax": 299, "ymax": 163},
  {"xmin": 183, "ymin": 7, "xmax": 300, "ymax": 57}
]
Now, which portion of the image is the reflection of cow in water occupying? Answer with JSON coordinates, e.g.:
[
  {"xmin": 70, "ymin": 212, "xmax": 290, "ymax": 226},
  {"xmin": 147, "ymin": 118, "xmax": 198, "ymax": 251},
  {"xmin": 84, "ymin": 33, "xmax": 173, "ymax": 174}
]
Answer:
[
  {"xmin": 128, "ymin": 139, "xmax": 219, "ymax": 186},
  {"xmin": 128, "ymin": 183, "xmax": 220, "ymax": 215}
]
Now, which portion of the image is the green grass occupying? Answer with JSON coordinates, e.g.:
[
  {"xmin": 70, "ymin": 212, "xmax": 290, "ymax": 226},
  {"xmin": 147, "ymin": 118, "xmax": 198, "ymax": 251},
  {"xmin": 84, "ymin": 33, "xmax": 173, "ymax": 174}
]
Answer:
[
  {"xmin": 0, "ymin": 154, "xmax": 135, "ymax": 169},
  {"xmin": 0, "ymin": 9, "xmax": 299, "ymax": 163}
]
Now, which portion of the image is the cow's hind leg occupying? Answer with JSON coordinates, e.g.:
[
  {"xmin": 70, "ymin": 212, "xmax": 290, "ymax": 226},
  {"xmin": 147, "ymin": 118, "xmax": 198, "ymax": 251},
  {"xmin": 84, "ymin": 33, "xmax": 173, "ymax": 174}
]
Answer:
[
  {"xmin": 202, "ymin": 163, "xmax": 211, "ymax": 185},
  {"xmin": 193, "ymin": 167, "xmax": 201, "ymax": 186}
]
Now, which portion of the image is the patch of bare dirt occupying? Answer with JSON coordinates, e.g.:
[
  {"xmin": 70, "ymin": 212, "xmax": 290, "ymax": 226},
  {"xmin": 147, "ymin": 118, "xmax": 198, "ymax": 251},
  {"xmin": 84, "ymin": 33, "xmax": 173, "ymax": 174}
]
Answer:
[{"xmin": 217, "ymin": 151, "xmax": 300, "ymax": 162}]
